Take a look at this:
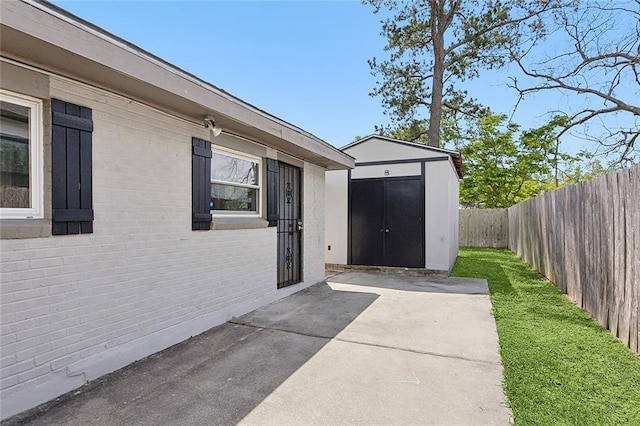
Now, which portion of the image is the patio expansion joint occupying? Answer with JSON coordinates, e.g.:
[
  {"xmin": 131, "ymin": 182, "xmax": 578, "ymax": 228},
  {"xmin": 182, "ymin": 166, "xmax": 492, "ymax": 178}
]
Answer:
[{"xmin": 228, "ymin": 320, "xmax": 501, "ymax": 366}]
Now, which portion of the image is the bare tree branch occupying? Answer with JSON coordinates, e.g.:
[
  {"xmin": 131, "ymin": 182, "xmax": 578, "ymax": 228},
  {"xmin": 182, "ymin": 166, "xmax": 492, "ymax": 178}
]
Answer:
[{"xmin": 510, "ymin": 0, "xmax": 640, "ymax": 163}]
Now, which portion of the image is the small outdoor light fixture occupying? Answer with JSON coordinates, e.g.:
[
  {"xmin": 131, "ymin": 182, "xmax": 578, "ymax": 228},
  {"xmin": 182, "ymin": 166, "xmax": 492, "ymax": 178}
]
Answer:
[{"xmin": 203, "ymin": 115, "xmax": 222, "ymax": 137}]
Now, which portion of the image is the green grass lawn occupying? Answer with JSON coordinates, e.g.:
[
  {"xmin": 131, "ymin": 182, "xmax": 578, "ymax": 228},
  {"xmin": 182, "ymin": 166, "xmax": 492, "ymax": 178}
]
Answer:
[{"xmin": 451, "ymin": 248, "xmax": 640, "ymax": 426}]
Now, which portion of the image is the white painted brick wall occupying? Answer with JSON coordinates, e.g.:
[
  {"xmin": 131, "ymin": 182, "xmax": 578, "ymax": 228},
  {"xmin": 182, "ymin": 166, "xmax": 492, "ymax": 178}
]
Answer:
[
  {"xmin": 303, "ymin": 162, "xmax": 326, "ymax": 285},
  {"xmin": 0, "ymin": 76, "xmax": 327, "ymax": 419}
]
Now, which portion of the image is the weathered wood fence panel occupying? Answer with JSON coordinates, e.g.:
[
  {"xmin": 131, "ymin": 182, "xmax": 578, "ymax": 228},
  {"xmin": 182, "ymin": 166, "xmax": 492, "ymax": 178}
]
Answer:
[
  {"xmin": 459, "ymin": 208, "xmax": 508, "ymax": 248},
  {"xmin": 507, "ymin": 164, "xmax": 639, "ymax": 354}
]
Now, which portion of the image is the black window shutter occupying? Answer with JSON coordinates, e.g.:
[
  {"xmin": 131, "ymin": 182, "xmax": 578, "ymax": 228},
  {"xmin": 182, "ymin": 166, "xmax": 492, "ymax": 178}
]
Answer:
[
  {"xmin": 192, "ymin": 137, "xmax": 212, "ymax": 230},
  {"xmin": 266, "ymin": 158, "xmax": 279, "ymax": 227},
  {"xmin": 51, "ymin": 99, "xmax": 94, "ymax": 235}
]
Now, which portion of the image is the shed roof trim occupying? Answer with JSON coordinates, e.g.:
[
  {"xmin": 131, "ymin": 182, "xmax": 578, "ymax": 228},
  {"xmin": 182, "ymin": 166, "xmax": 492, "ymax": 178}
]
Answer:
[{"xmin": 342, "ymin": 135, "xmax": 463, "ymax": 178}]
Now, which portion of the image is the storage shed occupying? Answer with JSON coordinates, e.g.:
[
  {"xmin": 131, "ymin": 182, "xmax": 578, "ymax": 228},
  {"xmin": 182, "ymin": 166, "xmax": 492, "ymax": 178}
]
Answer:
[
  {"xmin": 325, "ymin": 135, "xmax": 463, "ymax": 274},
  {"xmin": 0, "ymin": 0, "xmax": 353, "ymax": 419}
]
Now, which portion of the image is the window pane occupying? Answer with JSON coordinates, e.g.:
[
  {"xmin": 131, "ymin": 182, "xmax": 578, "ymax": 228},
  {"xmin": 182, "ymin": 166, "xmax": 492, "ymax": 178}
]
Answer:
[
  {"xmin": 0, "ymin": 101, "xmax": 30, "ymax": 209},
  {"xmin": 211, "ymin": 183, "xmax": 257, "ymax": 212},
  {"xmin": 212, "ymin": 152, "xmax": 258, "ymax": 186}
]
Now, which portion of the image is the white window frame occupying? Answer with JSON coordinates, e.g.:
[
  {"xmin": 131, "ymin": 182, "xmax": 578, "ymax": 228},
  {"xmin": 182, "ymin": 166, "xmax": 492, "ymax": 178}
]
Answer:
[
  {"xmin": 211, "ymin": 146, "xmax": 262, "ymax": 217},
  {"xmin": 0, "ymin": 90, "xmax": 44, "ymax": 219}
]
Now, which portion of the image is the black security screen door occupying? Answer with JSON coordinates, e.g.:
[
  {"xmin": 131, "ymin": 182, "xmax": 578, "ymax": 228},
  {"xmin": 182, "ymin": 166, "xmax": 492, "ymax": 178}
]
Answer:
[
  {"xmin": 350, "ymin": 177, "xmax": 424, "ymax": 268},
  {"xmin": 277, "ymin": 162, "xmax": 302, "ymax": 288}
]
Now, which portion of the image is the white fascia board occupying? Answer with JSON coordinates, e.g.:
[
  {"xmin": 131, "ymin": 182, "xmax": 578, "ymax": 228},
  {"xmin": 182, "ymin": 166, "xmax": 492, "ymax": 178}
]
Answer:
[{"xmin": 2, "ymin": 0, "xmax": 353, "ymax": 170}]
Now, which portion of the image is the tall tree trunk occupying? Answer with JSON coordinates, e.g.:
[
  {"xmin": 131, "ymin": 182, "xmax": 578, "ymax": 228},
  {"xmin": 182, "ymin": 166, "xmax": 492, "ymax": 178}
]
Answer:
[{"xmin": 428, "ymin": 0, "xmax": 444, "ymax": 148}]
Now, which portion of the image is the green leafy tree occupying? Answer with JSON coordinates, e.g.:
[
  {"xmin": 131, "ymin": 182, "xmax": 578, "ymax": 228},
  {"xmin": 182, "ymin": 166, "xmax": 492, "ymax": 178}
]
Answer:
[
  {"xmin": 459, "ymin": 114, "xmax": 569, "ymax": 207},
  {"xmin": 364, "ymin": 0, "xmax": 566, "ymax": 148},
  {"xmin": 556, "ymin": 158, "xmax": 616, "ymax": 187}
]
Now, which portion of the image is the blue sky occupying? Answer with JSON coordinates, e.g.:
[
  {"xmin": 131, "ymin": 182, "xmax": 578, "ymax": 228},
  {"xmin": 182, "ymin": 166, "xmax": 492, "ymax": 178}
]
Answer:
[{"xmin": 50, "ymin": 1, "xmax": 595, "ymax": 155}]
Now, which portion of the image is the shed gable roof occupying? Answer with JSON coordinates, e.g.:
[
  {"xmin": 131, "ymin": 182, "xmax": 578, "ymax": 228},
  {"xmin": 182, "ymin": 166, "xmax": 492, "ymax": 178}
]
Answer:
[{"xmin": 342, "ymin": 135, "xmax": 463, "ymax": 178}]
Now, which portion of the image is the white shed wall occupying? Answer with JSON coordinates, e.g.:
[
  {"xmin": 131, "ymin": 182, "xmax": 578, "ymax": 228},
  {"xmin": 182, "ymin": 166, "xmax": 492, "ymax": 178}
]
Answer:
[
  {"xmin": 448, "ymin": 166, "xmax": 460, "ymax": 270},
  {"xmin": 0, "ymin": 74, "xmax": 326, "ymax": 418},
  {"xmin": 325, "ymin": 137, "xmax": 460, "ymax": 272},
  {"xmin": 424, "ymin": 159, "xmax": 460, "ymax": 271}
]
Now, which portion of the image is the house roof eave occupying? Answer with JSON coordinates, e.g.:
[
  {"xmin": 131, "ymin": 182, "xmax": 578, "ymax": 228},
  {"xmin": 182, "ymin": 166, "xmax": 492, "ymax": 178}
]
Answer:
[{"xmin": 0, "ymin": 0, "xmax": 354, "ymax": 170}]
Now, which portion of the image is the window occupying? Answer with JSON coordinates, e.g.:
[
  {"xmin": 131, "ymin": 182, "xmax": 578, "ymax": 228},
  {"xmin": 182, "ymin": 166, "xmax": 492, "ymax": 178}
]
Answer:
[
  {"xmin": 210, "ymin": 148, "xmax": 261, "ymax": 215},
  {"xmin": 0, "ymin": 91, "xmax": 43, "ymax": 219}
]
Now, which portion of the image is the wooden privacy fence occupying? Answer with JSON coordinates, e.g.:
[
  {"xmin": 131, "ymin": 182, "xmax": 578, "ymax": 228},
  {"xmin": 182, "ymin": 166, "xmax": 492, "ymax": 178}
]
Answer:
[
  {"xmin": 459, "ymin": 208, "xmax": 509, "ymax": 248},
  {"xmin": 508, "ymin": 164, "xmax": 639, "ymax": 353}
]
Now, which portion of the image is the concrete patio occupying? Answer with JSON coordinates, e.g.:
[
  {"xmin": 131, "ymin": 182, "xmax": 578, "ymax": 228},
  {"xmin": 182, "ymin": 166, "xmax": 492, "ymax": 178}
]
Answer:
[{"xmin": 5, "ymin": 271, "xmax": 511, "ymax": 425}]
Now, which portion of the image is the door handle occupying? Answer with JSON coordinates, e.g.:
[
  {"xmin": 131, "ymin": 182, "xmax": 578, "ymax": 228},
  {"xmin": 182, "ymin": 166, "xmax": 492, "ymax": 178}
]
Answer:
[
  {"xmin": 385, "ymin": 229, "xmax": 389, "ymax": 233},
  {"xmin": 297, "ymin": 220, "xmax": 304, "ymax": 231}
]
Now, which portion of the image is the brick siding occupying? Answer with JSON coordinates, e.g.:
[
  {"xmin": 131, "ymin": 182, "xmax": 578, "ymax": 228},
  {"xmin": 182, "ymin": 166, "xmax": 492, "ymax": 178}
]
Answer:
[{"xmin": 0, "ymin": 75, "xmax": 326, "ymax": 418}]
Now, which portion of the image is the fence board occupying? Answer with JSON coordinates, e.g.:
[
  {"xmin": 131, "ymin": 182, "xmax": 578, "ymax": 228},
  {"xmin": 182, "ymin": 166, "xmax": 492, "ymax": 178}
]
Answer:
[
  {"xmin": 459, "ymin": 208, "xmax": 508, "ymax": 248},
  {"xmin": 622, "ymin": 169, "xmax": 632, "ymax": 351},
  {"xmin": 499, "ymin": 164, "xmax": 640, "ymax": 354},
  {"xmin": 564, "ymin": 184, "xmax": 579, "ymax": 305},
  {"xmin": 627, "ymin": 166, "xmax": 640, "ymax": 353},
  {"xmin": 609, "ymin": 172, "xmax": 622, "ymax": 338}
]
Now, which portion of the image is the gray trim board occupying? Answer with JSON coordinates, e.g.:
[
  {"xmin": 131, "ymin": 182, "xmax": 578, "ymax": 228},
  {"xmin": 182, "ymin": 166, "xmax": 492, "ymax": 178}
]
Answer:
[
  {"xmin": 346, "ymin": 169, "xmax": 352, "ymax": 265},
  {"xmin": 420, "ymin": 161, "xmax": 426, "ymax": 267},
  {"xmin": 355, "ymin": 156, "xmax": 450, "ymax": 167}
]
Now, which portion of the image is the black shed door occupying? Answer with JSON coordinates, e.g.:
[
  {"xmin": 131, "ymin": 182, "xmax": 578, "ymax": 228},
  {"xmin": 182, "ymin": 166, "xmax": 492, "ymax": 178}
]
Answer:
[
  {"xmin": 350, "ymin": 180, "xmax": 384, "ymax": 266},
  {"xmin": 277, "ymin": 162, "xmax": 302, "ymax": 288},
  {"xmin": 384, "ymin": 179, "xmax": 423, "ymax": 267},
  {"xmin": 350, "ymin": 177, "xmax": 424, "ymax": 268}
]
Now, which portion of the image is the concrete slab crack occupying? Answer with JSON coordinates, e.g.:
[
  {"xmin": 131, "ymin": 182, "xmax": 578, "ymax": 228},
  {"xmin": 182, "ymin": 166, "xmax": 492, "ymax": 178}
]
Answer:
[
  {"xmin": 333, "ymin": 336, "xmax": 501, "ymax": 366},
  {"xmin": 229, "ymin": 320, "xmax": 501, "ymax": 366}
]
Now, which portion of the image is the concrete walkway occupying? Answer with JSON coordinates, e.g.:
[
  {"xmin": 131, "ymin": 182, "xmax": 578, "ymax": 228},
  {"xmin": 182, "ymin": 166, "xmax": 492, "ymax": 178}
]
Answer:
[{"xmin": 7, "ymin": 271, "xmax": 511, "ymax": 426}]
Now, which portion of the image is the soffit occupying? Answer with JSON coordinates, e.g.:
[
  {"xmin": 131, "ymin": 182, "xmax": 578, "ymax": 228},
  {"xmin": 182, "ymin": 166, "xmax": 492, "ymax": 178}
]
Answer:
[{"xmin": 0, "ymin": 1, "xmax": 354, "ymax": 170}]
